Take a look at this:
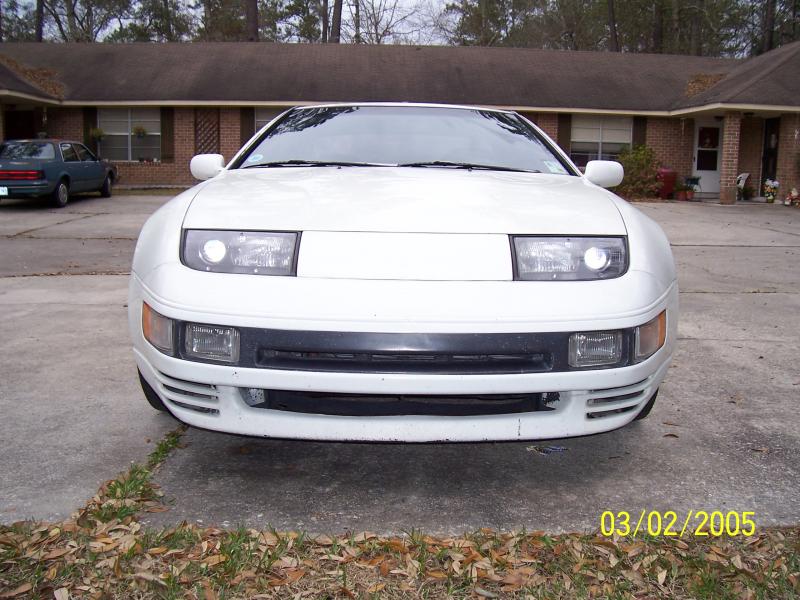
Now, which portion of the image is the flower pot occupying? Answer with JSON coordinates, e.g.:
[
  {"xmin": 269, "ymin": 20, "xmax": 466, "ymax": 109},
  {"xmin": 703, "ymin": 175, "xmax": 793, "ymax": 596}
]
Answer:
[
  {"xmin": 676, "ymin": 190, "xmax": 687, "ymax": 201},
  {"xmin": 686, "ymin": 190, "xmax": 695, "ymax": 201}
]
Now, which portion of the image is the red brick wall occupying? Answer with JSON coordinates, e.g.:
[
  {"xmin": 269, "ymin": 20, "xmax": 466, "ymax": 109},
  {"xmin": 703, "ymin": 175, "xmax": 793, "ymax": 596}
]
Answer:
[
  {"xmin": 219, "ymin": 108, "xmax": 242, "ymax": 164},
  {"xmin": 45, "ymin": 107, "xmax": 83, "ymax": 140},
  {"xmin": 517, "ymin": 111, "xmax": 559, "ymax": 145},
  {"xmin": 645, "ymin": 117, "xmax": 694, "ymax": 179},
  {"xmin": 737, "ymin": 116, "xmax": 763, "ymax": 194},
  {"xmin": 535, "ymin": 113, "xmax": 559, "ymax": 142},
  {"xmin": 719, "ymin": 111, "xmax": 742, "ymax": 204},
  {"xmin": 776, "ymin": 113, "xmax": 800, "ymax": 195}
]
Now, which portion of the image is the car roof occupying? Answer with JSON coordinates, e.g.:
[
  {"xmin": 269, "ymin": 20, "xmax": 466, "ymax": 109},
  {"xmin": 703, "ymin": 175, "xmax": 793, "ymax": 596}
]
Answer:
[{"xmin": 3, "ymin": 139, "xmax": 82, "ymax": 144}]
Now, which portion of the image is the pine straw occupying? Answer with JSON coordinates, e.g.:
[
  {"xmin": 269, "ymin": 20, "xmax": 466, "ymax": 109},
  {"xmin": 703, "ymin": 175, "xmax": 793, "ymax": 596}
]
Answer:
[{"xmin": 1, "ymin": 428, "xmax": 798, "ymax": 599}]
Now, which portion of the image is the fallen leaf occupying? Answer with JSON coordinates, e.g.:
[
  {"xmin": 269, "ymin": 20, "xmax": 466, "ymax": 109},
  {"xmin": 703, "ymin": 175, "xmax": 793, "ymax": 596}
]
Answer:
[
  {"xmin": 657, "ymin": 568, "xmax": 667, "ymax": 585},
  {"xmin": 663, "ymin": 433, "xmax": 679, "ymax": 438},
  {"xmin": 43, "ymin": 547, "xmax": 70, "ymax": 560},
  {"xmin": 54, "ymin": 589, "xmax": 70, "ymax": 600},
  {"xmin": 0, "ymin": 583, "xmax": 32, "ymax": 598},
  {"xmin": 203, "ymin": 554, "xmax": 227, "ymax": 567}
]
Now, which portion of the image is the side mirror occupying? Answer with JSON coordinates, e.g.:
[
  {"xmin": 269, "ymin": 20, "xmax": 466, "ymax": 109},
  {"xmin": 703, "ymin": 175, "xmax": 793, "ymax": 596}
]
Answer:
[
  {"xmin": 584, "ymin": 160, "xmax": 624, "ymax": 188},
  {"xmin": 190, "ymin": 154, "xmax": 225, "ymax": 181}
]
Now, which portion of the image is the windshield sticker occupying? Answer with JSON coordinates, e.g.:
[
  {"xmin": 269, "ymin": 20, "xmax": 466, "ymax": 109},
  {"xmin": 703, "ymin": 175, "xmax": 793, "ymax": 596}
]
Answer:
[
  {"xmin": 543, "ymin": 160, "xmax": 567, "ymax": 174},
  {"xmin": 246, "ymin": 154, "xmax": 263, "ymax": 163}
]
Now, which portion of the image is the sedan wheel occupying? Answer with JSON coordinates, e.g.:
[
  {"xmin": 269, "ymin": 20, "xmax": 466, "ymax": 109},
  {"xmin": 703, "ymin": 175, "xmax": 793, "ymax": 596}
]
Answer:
[
  {"xmin": 100, "ymin": 175, "xmax": 113, "ymax": 198},
  {"xmin": 51, "ymin": 180, "xmax": 69, "ymax": 208}
]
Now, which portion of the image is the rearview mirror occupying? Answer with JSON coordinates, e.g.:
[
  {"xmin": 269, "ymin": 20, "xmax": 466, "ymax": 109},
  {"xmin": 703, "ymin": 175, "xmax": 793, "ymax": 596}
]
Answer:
[
  {"xmin": 584, "ymin": 160, "xmax": 624, "ymax": 188},
  {"xmin": 190, "ymin": 154, "xmax": 225, "ymax": 181}
]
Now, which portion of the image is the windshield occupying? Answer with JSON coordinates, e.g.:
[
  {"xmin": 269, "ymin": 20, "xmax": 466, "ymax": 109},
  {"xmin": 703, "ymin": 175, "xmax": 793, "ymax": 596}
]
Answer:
[
  {"xmin": 0, "ymin": 141, "xmax": 56, "ymax": 160},
  {"xmin": 235, "ymin": 106, "xmax": 575, "ymax": 175}
]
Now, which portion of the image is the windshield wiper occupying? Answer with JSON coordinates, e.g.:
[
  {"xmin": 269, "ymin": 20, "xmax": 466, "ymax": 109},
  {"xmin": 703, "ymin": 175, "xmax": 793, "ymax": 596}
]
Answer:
[
  {"xmin": 397, "ymin": 161, "xmax": 538, "ymax": 173},
  {"xmin": 243, "ymin": 160, "xmax": 387, "ymax": 169}
]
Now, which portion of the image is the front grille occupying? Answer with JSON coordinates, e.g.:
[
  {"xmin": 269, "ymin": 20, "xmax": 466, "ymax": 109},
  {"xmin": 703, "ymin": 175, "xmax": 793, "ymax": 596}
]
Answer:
[
  {"xmin": 242, "ymin": 389, "xmax": 562, "ymax": 417},
  {"xmin": 255, "ymin": 349, "xmax": 552, "ymax": 374}
]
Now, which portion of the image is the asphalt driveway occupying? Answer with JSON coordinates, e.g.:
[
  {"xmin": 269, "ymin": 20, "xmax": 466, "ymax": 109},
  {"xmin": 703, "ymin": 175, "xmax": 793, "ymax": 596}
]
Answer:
[{"xmin": 1, "ymin": 193, "xmax": 798, "ymax": 535}]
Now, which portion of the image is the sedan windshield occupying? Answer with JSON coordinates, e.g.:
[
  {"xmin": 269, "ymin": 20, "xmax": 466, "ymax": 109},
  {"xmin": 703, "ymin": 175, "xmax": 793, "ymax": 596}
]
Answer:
[
  {"xmin": 0, "ymin": 141, "xmax": 56, "ymax": 160},
  {"xmin": 235, "ymin": 106, "xmax": 575, "ymax": 175}
]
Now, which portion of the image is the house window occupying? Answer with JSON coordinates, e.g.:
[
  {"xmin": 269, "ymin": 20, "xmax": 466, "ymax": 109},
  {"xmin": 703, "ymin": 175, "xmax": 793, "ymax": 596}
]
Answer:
[
  {"xmin": 255, "ymin": 108, "xmax": 284, "ymax": 131},
  {"xmin": 570, "ymin": 116, "xmax": 632, "ymax": 167},
  {"xmin": 97, "ymin": 108, "xmax": 161, "ymax": 161}
]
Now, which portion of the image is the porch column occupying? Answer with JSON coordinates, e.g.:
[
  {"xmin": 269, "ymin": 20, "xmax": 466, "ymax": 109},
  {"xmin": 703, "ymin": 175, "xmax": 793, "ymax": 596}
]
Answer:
[
  {"xmin": 719, "ymin": 111, "xmax": 742, "ymax": 204},
  {"xmin": 776, "ymin": 113, "xmax": 800, "ymax": 196}
]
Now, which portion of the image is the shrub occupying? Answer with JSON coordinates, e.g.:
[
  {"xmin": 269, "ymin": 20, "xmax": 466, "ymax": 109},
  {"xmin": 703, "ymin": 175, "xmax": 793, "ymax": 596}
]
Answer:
[{"xmin": 615, "ymin": 145, "xmax": 661, "ymax": 199}]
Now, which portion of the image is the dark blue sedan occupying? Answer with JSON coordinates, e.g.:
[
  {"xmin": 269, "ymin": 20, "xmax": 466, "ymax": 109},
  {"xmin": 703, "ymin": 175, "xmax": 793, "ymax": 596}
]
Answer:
[{"xmin": 0, "ymin": 139, "xmax": 118, "ymax": 207}]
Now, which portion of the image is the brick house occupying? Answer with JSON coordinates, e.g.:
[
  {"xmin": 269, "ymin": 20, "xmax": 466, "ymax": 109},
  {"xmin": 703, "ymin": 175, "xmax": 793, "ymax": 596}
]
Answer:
[{"xmin": 1, "ymin": 41, "xmax": 799, "ymax": 203}]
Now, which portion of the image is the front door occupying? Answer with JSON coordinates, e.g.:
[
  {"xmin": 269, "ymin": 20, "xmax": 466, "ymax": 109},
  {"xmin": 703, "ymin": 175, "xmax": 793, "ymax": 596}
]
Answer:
[
  {"xmin": 693, "ymin": 121, "xmax": 722, "ymax": 194},
  {"xmin": 761, "ymin": 118, "xmax": 780, "ymax": 191}
]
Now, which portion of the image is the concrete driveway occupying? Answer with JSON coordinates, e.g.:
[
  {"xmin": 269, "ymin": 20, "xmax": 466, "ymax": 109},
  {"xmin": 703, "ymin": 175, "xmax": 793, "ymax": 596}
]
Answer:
[{"xmin": 1, "ymin": 193, "xmax": 798, "ymax": 535}]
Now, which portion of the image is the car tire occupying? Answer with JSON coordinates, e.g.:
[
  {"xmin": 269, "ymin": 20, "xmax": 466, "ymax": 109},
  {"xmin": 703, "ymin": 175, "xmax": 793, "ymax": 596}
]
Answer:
[
  {"xmin": 51, "ymin": 179, "xmax": 69, "ymax": 208},
  {"xmin": 138, "ymin": 370, "xmax": 169, "ymax": 413},
  {"xmin": 100, "ymin": 174, "xmax": 113, "ymax": 198},
  {"xmin": 634, "ymin": 388, "xmax": 659, "ymax": 420}
]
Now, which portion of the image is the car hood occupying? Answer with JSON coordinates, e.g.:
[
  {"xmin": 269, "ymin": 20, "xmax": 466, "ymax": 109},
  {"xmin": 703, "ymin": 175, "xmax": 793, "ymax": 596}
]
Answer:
[{"xmin": 183, "ymin": 168, "xmax": 626, "ymax": 235}]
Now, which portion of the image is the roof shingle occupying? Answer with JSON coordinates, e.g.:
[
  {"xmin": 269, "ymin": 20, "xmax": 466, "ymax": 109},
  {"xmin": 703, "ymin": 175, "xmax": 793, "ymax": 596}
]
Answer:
[{"xmin": 0, "ymin": 41, "xmax": 797, "ymax": 112}]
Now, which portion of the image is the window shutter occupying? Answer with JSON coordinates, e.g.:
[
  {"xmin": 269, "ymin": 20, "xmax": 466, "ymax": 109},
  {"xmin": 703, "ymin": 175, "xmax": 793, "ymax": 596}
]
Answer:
[
  {"xmin": 557, "ymin": 113, "xmax": 572, "ymax": 153},
  {"xmin": 161, "ymin": 108, "xmax": 175, "ymax": 163},
  {"xmin": 83, "ymin": 107, "xmax": 98, "ymax": 153},
  {"xmin": 240, "ymin": 107, "xmax": 255, "ymax": 146},
  {"xmin": 632, "ymin": 116, "xmax": 647, "ymax": 147}
]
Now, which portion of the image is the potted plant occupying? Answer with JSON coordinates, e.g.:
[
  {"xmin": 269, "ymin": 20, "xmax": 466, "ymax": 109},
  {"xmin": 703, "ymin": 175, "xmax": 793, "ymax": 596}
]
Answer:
[
  {"xmin": 674, "ymin": 182, "xmax": 689, "ymax": 201},
  {"xmin": 785, "ymin": 187, "xmax": 799, "ymax": 206},
  {"xmin": 132, "ymin": 126, "xmax": 148, "ymax": 138},
  {"xmin": 764, "ymin": 179, "xmax": 779, "ymax": 203},
  {"xmin": 89, "ymin": 127, "xmax": 105, "ymax": 142}
]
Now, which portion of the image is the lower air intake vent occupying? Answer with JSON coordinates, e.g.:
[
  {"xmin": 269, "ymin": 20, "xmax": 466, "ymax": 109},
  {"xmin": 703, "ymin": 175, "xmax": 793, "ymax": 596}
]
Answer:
[
  {"xmin": 585, "ymin": 378, "xmax": 652, "ymax": 419},
  {"xmin": 241, "ymin": 389, "xmax": 561, "ymax": 417},
  {"xmin": 156, "ymin": 371, "xmax": 220, "ymax": 415}
]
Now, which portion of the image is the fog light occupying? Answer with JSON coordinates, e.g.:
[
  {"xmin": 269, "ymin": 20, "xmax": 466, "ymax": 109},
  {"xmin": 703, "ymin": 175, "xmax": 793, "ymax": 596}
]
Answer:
[
  {"xmin": 569, "ymin": 331, "xmax": 623, "ymax": 368},
  {"xmin": 185, "ymin": 323, "xmax": 240, "ymax": 363},
  {"xmin": 635, "ymin": 311, "xmax": 667, "ymax": 362},
  {"xmin": 142, "ymin": 302, "xmax": 174, "ymax": 355}
]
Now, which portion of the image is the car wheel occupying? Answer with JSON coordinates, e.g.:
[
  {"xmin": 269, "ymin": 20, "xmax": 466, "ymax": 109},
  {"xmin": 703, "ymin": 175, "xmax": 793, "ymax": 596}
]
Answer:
[
  {"xmin": 138, "ymin": 370, "xmax": 170, "ymax": 413},
  {"xmin": 634, "ymin": 388, "xmax": 659, "ymax": 420},
  {"xmin": 51, "ymin": 179, "xmax": 69, "ymax": 208},
  {"xmin": 100, "ymin": 175, "xmax": 113, "ymax": 198}
]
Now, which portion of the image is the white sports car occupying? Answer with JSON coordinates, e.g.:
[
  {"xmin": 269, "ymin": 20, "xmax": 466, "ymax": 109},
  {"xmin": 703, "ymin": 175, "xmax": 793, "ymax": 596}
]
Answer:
[{"xmin": 129, "ymin": 103, "xmax": 677, "ymax": 442}]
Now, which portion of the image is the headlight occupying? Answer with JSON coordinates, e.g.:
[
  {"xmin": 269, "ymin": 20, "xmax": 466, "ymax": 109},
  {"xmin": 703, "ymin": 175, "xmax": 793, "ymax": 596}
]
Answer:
[
  {"xmin": 512, "ymin": 236, "xmax": 627, "ymax": 280},
  {"xmin": 182, "ymin": 230, "xmax": 298, "ymax": 275},
  {"xmin": 184, "ymin": 323, "xmax": 240, "ymax": 363},
  {"xmin": 569, "ymin": 331, "xmax": 623, "ymax": 368}
]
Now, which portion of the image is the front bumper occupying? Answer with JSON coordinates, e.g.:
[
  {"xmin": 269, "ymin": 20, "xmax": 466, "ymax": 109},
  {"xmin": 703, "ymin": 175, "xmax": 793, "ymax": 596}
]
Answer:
[{"xmin": 130, "ymin": 271, "xmax": 678, "ymax": 442}]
